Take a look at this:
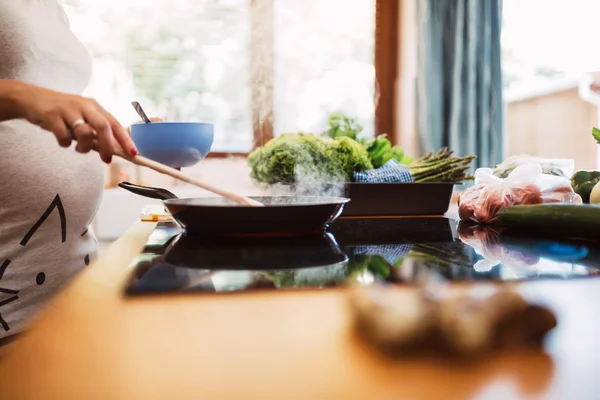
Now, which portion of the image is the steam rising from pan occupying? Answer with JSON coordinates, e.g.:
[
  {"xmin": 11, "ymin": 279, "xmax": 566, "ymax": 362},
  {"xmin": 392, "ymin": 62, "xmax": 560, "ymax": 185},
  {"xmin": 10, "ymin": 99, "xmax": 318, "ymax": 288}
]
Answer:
[{"xmin": 172, "ymin": 196, "xmax": 348, "ymax": 207}]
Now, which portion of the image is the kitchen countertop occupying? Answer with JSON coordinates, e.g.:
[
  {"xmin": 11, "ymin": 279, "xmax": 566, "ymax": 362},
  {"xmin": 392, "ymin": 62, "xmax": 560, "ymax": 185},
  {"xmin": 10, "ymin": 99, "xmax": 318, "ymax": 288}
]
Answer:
[{"xmin": 0, "ymin": 218, "xmax": 599, "ymax": 399}]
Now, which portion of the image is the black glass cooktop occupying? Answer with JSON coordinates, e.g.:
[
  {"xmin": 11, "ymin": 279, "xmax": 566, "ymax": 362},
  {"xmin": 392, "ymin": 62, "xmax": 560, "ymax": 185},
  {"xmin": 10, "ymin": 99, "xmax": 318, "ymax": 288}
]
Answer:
[{"xmin": 124, "ymin": 218, "xmax": 600, "ymax": 296}]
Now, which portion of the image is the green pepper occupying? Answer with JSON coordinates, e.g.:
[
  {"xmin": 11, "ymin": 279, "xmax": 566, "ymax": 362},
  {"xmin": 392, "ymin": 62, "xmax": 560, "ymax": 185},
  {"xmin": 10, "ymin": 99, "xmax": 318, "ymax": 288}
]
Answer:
[
  {"xmin": 370, "ymin": 137, "xmax": 391, "ymax": 158},
  {"xmin": 366, "ymin": 255, "xmax": 391, "ymax": 278},
  {"xmin": 388, "ymin": 146, "xmax": 405, "ymax": 161},
  {"xmin": 399, "ymin": 155, "xmax": 413, "ymax": 165},
  {"xmin": 380, "ymin": 152, "xmax": 394, "ymax": 166},
  {"xmin": 376, "ymin": 146, "xmax": 404, "ymax": 167},
  {"xmin": 368, "ymin": 137, "xmax": 392, "ymax": 168},
  {"xmin": 571, "ymin": 170, "xmax": 600, "ymax": 203}
]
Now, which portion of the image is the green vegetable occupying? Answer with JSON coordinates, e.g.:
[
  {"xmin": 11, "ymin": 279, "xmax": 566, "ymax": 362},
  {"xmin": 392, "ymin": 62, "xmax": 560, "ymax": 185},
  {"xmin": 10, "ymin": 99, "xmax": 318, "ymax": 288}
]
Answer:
[
  {"xmin": 363, "ymin": 135, "xmax": 391, "ymax": 168},
  {"xmin": 367, "ymin": 255, "xmax": 392, "ymax": 278},
  {"xmin": 322, "ymin": 113, "xmax": 412, "ymax": 168},
  {"xmin": 571, "ymin": 170, "xmax": 600, "ymax": 203},
  {"xmin": 390, "ymin": 146, "xmax": 409, "ymax": 162},
  {"xmin": 346, "ymin": 254, "xmax": 402, "ymax": 281},
  {"xmin": 247, "ymin": 132, "xmax": 372, "ymax": 185},
  {"xmin": 331, "ymin": 136, "xmax": 375, "ymax": 180},
  {"xmin": 408, "ymin": 147, "xmax": 476, "ymax": 183},
  {"xmin": 399, "ymin": 154, "xmax": 414, "ymax": 165},
  {"xmin": 359, "ymin": 134, "xmax": 414, "ymax": 168},
  {"xmin": 263, "ymin": 263, "xmax": 350, "ymax": 288},
  {"xmin": 352, "ymin": 255, "xmax": 392, "ymax": 278},
  {"xmin": 498, "ymin": 204, "xmax": 600, "ymax": 235},
  {"xmin": 593, "ymin": 127, "xmax": 600, "ymax": 144},
  {"xmin": 368, "ymin": 137, "xmax": 391, "ymax": 161},
  {"xmin": 322, "ymin": 112, "xmax": 363, "ymax": 140},
  {"xmin": 250, "ymin": 111, "xmax": 474, "ymax": 185}
]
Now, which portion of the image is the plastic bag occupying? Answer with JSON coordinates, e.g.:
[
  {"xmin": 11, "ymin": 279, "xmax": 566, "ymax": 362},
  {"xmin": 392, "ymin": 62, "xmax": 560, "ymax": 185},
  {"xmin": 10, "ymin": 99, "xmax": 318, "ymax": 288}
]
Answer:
[
  {"xmin": 457, "ymin": 223, "xmax": 540, "ymax": 272},
  {"xmin": 457, "ymin": 223, "xmax": 591, "ymax": 277},
  {"xmin": 492, "ymin": 155, "xmax": 574, "ymax": 179},
  {"xmin": 458, "ymin": 163, "xmax": 582, "ymax": 224}
]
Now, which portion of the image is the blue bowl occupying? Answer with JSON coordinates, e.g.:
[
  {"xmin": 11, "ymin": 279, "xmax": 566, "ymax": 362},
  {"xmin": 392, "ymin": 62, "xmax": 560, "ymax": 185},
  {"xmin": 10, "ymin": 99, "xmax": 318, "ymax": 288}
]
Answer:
[{"xmin": 130, "ymin": 122, "xmax": 214, "ymax": 168}]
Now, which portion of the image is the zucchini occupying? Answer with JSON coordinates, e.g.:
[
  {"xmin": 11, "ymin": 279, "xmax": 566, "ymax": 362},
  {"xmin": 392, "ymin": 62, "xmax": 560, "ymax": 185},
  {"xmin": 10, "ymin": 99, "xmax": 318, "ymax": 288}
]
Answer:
[{"xmin": 498, "ymin": 204, "xmax": 600, "ymax": 234}]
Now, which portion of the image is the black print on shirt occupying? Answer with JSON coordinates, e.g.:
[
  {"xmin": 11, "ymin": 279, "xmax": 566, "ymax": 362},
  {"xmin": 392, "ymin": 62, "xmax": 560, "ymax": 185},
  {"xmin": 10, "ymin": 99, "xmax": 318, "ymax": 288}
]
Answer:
[
  {"xmin": 0, "ymin": 260, "xmax": 19, "ymax": 331},
  {"xmin": 20, "ymin": 194, "xmax": 67, "ymax": 246},
  {"xmin": 0, "ymin": 259, "xmax": 44, "ymax": 333},
  {"xmin": 0, "ymin": 194, "xmax": 67, "ymax": 332}
]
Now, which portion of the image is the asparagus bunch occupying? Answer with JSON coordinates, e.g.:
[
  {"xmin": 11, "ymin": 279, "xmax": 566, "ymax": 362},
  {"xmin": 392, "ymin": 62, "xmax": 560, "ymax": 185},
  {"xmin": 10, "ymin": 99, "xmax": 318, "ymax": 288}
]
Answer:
[{"xmin": 409, "ymin": 147, "xmax": 476, "ymax": 183}]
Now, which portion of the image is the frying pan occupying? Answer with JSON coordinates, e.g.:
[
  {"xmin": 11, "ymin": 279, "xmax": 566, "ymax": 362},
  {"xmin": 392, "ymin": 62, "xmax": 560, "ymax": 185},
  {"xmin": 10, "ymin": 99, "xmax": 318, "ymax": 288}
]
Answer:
[
  {"xmin": 118, "ymin": 182, "xmax": 350, "ymax": 236},
  {"xmin": 162, "ymin": 232, "xmax": 348, "ymax": 270},
  {"xmin": 125, "ymin": 232, "xmax": 350, "ymax": 295}
]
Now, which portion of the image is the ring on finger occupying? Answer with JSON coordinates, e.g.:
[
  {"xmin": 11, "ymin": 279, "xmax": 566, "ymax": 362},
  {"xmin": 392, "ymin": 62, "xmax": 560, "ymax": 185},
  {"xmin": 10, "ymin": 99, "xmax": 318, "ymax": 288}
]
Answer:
[
  {"xmin": 70, "ymin": 118, "xmax": 88, "ymax": 140},
  {"xmin": 71, "ymin": 118, "xmax": 87, "ymax": 131}
]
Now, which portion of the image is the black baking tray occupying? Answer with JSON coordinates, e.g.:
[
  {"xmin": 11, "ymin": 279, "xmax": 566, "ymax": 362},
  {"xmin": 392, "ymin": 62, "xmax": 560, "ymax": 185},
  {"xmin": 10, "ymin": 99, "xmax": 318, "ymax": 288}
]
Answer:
[
  {"xmin": 272, "ymin": 182, "xmax": 456, "ymax": 217},
  {"xmin": 328, "ymin": 217, "xmax": 456, "ymax": 245},
  {"xmin": 342, "ymin": 182, "xmax": 456, "ymax": 216}
]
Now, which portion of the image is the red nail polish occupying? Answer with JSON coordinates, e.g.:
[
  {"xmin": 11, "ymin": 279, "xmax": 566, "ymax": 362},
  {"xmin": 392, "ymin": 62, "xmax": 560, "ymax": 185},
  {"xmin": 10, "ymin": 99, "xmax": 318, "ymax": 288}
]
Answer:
[{"xmin": 130, "ymin": 148, "xmax": 139, "ymax": 156}]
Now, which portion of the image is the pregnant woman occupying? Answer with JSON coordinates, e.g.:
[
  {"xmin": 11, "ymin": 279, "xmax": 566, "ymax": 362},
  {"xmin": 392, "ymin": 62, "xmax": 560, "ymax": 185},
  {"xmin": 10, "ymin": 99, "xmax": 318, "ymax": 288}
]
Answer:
[{"xmin": 0, "ymin": 0, "xmax": 142, "ymax": 348}]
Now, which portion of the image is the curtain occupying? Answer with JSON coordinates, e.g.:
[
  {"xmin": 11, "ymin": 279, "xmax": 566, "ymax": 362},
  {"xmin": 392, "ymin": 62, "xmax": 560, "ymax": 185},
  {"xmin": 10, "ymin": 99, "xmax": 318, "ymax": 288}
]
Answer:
[{"xmin": 416, "ymin": 0, "xmax": 504, "ymax": 169}]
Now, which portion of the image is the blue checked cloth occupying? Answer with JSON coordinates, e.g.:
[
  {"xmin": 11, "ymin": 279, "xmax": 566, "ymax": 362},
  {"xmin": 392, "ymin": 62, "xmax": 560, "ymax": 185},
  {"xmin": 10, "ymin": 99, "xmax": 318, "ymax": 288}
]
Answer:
[
  {"xmin": 353, "ymin": 159, "xmax": 414, "ymax": 183},
  {"xmin": 353, "ymin": 244, "xmax": 413, "ymax": 264}
]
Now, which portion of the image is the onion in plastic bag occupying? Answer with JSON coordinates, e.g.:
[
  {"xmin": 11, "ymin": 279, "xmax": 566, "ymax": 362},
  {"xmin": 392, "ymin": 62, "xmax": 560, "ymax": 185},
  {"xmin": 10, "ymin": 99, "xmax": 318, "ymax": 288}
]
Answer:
[
  {"xmin": 457, "ymin": 163, "xmax": 582, "ymax": 224},
  {"xmin": 492, "ymin": 156, "xmax": 574, "ymax": 179}
]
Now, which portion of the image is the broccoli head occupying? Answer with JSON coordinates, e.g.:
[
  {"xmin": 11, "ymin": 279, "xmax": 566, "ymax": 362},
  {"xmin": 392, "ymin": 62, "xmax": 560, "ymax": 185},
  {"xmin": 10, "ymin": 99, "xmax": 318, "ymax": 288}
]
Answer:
[
  {"xmin": 248, "ymin": 133, "xmax": 373, "ymax": 185},
  {"xmin": 328, "ymin": 136, "xmax": 373, "ymax": 181}
]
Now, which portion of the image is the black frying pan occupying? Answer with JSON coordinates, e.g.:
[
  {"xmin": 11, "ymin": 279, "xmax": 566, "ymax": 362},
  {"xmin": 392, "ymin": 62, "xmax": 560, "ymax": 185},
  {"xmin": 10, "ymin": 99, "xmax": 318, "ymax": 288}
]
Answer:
[
  {"xmin": 118, "ymin": 182, "xmax": 350, "ymax": 236},
  {"xmin": 161, "ymin": 232, "xmax": 348, "ymax": 269}
]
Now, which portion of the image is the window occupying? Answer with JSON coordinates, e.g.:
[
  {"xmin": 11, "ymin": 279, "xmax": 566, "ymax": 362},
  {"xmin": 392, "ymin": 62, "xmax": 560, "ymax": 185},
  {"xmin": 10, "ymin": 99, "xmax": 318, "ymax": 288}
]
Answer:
[
  {"xmin": 273, "ymin": 0, "xmax": 376, "ymax": 137},
  {"xmin": 60, "ymin": 0, "xmax": 377, "ymax": 153},
  {"xmin": 501, "ymin": 0, "xmax": 600, "ymax": 169},
  {"xmin": 502, "ymin": 0, "xmax": 600, "ymax": 97}
]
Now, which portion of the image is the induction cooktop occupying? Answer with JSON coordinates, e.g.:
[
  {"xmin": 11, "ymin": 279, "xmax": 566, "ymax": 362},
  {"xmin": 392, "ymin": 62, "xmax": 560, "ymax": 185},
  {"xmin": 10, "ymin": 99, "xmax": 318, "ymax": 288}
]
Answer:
[{"xmin": 123, "ymin": 218, "xmax": 600, "ymax": 296}]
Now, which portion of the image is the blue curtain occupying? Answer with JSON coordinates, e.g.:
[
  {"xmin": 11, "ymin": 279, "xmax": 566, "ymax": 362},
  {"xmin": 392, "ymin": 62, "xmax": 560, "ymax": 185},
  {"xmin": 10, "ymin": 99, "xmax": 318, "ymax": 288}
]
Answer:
[{"xmin": 416, "ymin": 0, "xmax": 504, "ymax": 169}]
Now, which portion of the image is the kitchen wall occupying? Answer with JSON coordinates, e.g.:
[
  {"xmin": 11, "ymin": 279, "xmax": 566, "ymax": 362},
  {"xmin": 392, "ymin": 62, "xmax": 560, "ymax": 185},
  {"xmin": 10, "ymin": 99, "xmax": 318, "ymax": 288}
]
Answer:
[{"xmin": 506, "ymin": 87, "xmax": 598, "ymax": 170}]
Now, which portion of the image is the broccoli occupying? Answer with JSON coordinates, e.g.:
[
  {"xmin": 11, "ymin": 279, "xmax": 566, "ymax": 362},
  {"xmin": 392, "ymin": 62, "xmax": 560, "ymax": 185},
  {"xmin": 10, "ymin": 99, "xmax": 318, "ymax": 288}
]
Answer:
[
  {"xmin": 262, "ymin": 263, "xmax": 350, "ymax": 288},
  {"xmin": 328, "ymin": 136, "xmax": 373, "ymax": 180},
  {"xmin": 248, "ymin": 132, "xmax": 373, "ymax": 185}
]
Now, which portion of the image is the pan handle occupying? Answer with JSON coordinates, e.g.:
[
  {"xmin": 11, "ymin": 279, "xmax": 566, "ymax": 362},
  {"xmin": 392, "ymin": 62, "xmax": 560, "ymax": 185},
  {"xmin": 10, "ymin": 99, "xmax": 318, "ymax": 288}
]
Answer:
[{"xmin": 118, "ymin": 181, "xmax": 179, "ymax": 200}]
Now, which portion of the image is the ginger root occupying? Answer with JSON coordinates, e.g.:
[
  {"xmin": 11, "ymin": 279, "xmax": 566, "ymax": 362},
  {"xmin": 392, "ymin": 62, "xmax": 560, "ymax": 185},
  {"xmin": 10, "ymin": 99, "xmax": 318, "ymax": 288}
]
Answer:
[{"xmin": 349, "ymin": 284, "xmax": 557, "ymax": 359}]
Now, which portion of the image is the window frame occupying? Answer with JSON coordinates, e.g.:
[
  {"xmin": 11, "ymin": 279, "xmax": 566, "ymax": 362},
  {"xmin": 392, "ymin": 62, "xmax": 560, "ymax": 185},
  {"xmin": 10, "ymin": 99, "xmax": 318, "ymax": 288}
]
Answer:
[
  {"xmin": 249, "ymin": 0, "xmax": 275, "ymax": 151},
  {"xmin": 374, "ymin": 0, "xmax": 399, "ymax": 144}
]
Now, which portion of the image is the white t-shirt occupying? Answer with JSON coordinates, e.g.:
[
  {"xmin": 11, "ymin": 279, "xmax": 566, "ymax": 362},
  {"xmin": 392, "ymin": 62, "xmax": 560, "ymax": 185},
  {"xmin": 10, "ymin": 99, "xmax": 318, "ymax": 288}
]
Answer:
[{"xmin": 0, "ymin": 0, "xmax": 104, "ymax": 340}]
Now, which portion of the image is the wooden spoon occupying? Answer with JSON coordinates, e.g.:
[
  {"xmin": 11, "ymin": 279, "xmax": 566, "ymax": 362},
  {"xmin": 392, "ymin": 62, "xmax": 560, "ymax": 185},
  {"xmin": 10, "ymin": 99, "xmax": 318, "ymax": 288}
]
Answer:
[{"xmin": 113, "ymin": 147, "xmax": 264, "ymax": 207}]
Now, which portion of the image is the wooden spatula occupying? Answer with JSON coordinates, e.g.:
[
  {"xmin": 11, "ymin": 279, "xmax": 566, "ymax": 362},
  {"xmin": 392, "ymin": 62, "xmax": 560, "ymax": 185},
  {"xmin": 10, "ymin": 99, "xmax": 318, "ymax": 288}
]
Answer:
[{"xmin": 113, "ymin": 148, "xmax": 264, "ymax": 207}]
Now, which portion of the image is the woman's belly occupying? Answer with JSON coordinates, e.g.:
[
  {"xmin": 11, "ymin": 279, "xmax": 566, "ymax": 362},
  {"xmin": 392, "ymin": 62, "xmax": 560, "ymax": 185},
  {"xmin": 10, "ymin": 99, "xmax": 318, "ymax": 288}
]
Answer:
[{"xmin": 0, "ymin": 119, "xmax": 104, "ymax": 337}]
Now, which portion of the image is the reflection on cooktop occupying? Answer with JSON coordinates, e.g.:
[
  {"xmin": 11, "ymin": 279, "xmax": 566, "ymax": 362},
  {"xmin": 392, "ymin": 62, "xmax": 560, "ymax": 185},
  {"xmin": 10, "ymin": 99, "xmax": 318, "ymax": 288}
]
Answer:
[{"xmin": 124, "ymin": 218, "xmax": 600, "ymax": 296}]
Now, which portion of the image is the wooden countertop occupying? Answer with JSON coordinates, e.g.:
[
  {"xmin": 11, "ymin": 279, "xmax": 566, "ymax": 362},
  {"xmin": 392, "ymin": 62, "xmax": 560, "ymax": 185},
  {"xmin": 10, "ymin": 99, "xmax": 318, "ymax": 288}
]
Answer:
[{"xmin": 0, "ymin": 220, "xmax": 599, "ymax": 400}]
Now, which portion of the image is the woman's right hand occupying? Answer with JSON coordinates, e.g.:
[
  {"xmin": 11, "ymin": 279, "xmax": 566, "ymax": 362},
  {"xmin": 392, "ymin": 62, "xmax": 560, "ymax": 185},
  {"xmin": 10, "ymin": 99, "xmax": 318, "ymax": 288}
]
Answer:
[{"xmin": 9, "ymin": 81, "xmax": 138, "ymax": 163}]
